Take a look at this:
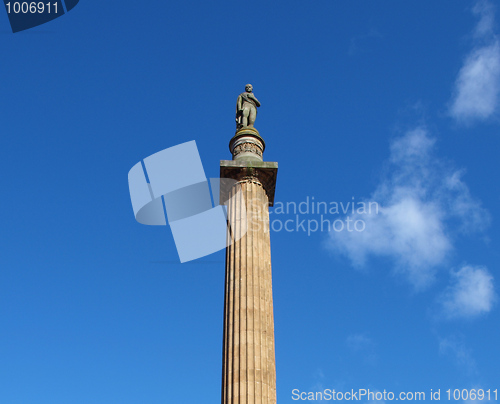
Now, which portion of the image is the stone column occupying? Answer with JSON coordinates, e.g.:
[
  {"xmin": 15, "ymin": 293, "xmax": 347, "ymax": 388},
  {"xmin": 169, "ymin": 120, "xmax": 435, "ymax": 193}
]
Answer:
[{"xmin": 220, "ymin": 128, "xmax": 278, "ymax": 404}]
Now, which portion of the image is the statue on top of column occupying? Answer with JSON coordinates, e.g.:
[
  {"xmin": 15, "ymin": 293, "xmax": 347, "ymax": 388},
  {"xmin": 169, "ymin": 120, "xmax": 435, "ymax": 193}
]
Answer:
[{"xmin": 235, "ymin": 84, "xmax": 261, "ymax": 130}]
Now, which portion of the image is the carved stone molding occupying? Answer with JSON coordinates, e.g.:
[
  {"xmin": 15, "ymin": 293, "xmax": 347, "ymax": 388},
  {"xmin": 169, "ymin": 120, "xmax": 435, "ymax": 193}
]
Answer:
[
  {"xmin": 220, "ymin": 160, "xmax": 278, "ymax": 206},
  {"xmin": 229, "ymin": 128, "xmax": 266, "ymax": 162},
  {"xmin": 233, "ymin": 142, "xmax": 263, "ymax": 158}
]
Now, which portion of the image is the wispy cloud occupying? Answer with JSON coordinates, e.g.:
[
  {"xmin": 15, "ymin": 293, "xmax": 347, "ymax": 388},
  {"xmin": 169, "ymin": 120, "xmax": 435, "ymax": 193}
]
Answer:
[
  {"xmin": 326, "ymin": 128, "xmax": 489, "ymax": 290},
  {"xmin": 449, "ymin": 0, "xmax": 500, "ymax": 123},
  {"xmin": 346, "ymin": 333, "xmax": 377, "ymax": 366},
  {"xmin": 349, "ymin": 29, "xmax": 383, "ymax": 56},
  {"xmin": 439, "ymin": 335, "xmax": 478, "ymax": 376},
  {"xmin": 311, "ymin": 368, "xmax": 326, "ymax": 393},
  {"xmin": 439, "ymin": 265, "xmax": 496, "ymax": 319},
  {"xmin": 346, "ymin": 334, "xmax": 374, "ymax": 351},
  {"xmin": 473, "ymin": 0, "xmax": 496, "ymax": 38}
]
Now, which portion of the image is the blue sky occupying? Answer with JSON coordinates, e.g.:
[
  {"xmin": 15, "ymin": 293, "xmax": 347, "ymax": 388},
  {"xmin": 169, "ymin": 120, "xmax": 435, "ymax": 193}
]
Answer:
[{"xmin": 1, "ymin": 1, "xmax": 499, "ymax": 403}]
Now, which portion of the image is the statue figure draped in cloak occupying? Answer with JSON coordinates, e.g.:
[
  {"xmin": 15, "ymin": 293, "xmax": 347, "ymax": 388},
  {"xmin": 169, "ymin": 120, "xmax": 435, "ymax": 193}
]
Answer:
[{"xmin": 235, "ymin": 84, "xmax": 261, "ymax": 130}]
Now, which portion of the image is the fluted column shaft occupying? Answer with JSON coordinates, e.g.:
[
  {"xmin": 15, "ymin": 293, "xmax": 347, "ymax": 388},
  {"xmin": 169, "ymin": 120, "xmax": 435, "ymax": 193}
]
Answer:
[{"xmin": 222, "ymin": 178, "xmax": 276, "ymax": 404}]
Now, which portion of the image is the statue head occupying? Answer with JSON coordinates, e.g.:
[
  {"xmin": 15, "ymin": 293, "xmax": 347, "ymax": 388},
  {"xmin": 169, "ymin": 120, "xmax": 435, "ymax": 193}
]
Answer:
[{"xmin": 245, "ymin": 84, "xmax": 253, "ymax": 93}]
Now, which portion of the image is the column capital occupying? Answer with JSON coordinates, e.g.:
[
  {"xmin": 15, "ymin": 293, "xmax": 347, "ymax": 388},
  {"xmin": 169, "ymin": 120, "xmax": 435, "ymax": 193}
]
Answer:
[{"xmin": 220, "ymin": 160, "xmax": 278, "ymax": 206}]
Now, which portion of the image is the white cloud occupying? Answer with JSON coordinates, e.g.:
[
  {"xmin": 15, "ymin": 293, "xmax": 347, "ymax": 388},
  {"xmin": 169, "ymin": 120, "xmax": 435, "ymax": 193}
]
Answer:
[
  {"xmin": 327, "ymin": 128, "xmax": 489, "ymax": 290},
  {"xmin": 346, "ymin": 334, "xmax": 377, "ymax": 366},
  {"xmin": 442, "ymin": 170, "xmax": 490, "ymax": 233},
  {"xmin": 440, "ymin": 265, "xmax": 496, "ymax": 319},
  {"xmin": 346, "ymin": 334, "xmax": 374, "ymax": 351},
  {"xmin": 310, "ymin": 369, "xmax": 326, "ymax": 397},
  {"xmin": 349, "ymin": 29, "xmax": 383, "ymax": 56},
  {"xmin": 473, "ymin": 0, "xmax": 496, "ymax": 38},
  {"xmin": 450, "ymin": 42, "xmax": 500, "ymax": 121},
  {"xmin": 449, "ymin": 1, "xmax": 500, "ymax": 123},
  {"xmin": 439, "ymin": 335, "xmax": 477, "ymax": 375}
]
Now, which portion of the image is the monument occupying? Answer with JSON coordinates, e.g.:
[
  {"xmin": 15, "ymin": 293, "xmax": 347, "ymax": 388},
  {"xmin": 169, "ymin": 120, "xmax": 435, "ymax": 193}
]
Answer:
[{"xmin": 220, "ymin": 85, "xmax": 278, "ymax": 404}]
